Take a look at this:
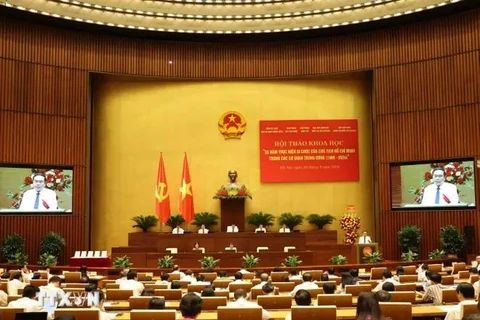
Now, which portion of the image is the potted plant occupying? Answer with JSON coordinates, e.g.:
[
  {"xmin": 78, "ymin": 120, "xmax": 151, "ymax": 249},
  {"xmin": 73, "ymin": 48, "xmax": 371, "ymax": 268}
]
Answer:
[
  {"xmin": 242, "ymin": 254, "xmax": 259, "ymax": 268},
  {"xmin": 398, "ymin": 225, "xmax": 421, "ymax": 255},
  {"xmin": 191, "ymin": 212, "xmax": 219, "ymax": 231},
  {"xmin": 1, "ymin": 233, "xmax": 26, "ymax": 263},
  {"xmin": 132, "ymin": 215, "xmax": 159, "ymax": 232},
  {"xmin": 278, "ymin": 213, "xmax": 304, "ymax": 231},
  {"xmin": 283, "ymin": 255, "xmax": 302, "ymax": 267},
  {"xmin": 440, "ymin": 225, "xmax": 465, "ymax": 258},
  {"xmin": 157, "ymin": 255, "xmax": 176, "ymax": 269},
  {"xmin": 246, "ymin": 212, "xmax": 275, "ymax": 229},
  {"xmin": 428, "ymin": 249, "xmax": 447, "ymax": 260},
  {"xmin": 113, "ymin": 255, "xmax": 132, "ymax": 268},
  {"xmin": 10, "ymin": 252, "xmax": 28, "ymax": 266},
  {"xmin": 165, "ymin": 214, "xmax": 186, "ymax": 230},
  {"xmin": 362, "ymin": 252, "xmax": 383, "ymax": 263},
  {"xmin": 199, "ymin": 256, "xmax": 220, "ymax": 269},
  {"xmin": 306, "ymin": 214, "xmax": 336, "ymax": 230},
  {"xmin": 40, "ymin": 232, "xmax": 66, "ymax": 259},
  {"xmin": 401, "ymin": 250, "xmax": 418, "ymax": 262},
  {"xmin": 330, "ymin": 255, "xmax": 347, "ymax": 265},
  {"xmin": 38, "ymin": 253, "xmax": 57, "ymax": 267}
]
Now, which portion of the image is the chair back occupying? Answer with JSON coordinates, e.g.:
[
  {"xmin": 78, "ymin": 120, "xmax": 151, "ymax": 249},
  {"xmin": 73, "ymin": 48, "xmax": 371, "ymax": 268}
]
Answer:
[
  {"xmin": 64, "ymin": 272, "xmax": 82, "ymax": 283},
  {"xmin": 441, "ymin": 289, "xmax": 459, "ymax": 303},
  {"xmin": 441, "ymin": 275, "xmax": 454, "ymax": 285},
  {"xmin": 176, "ymin": 280, "xmax": 191, "ymax": 289},
  {"xmin": 271, "ymin": 282, "xmax": 295, "ymax": 292},
  {"xmin": 402, "ymin": 265, "xmax": 417, "ymax": 275},
  {"xmin": 357, "ymin": 280, "xmax": 379, "ymax": 290},
  {"xmin": 106, "ymin": 289, "xmax": 133, "ymax": 300},
  {"xmin": 305, "ymin": 287, "xmax": 323, "ymax": 298},
  {"xmin": 452, "ymin": 262, "xmax": 466, "ymax": 274},
  {"xmin": 167, "ymin": 273, "xmax": 181, "ymax": 281},
  {"xmin": 214, "ymin": 290, "xmax": 229, "ymax": 298},
  {"xmin": 428, "ymin": 264, "xmax": 442, "ymax": 272},
  {"xmin": 154, "ymin": 289, "xmax": 182, "ymax": 300},
  {"xmin": 0, "ymin": 307, "xmax": 24, "ymax": 320},
  {"xmin": 187, "ymin": 283, "xmax": 208, "ymax": 293},
  {"xmin": 398, "ymin": 275, "xmax": 418, "ymax": 283},
  {"xmin": 345, "ymin": 284, "xmax": 371, "ymax": 296},
  {"xmin": 389, "ymin": 291, "xmax": 416, "ymax": 303},
  {"xmin": 470, "ymin": 275, "xmax": 479, "ymax": 284},
  {"xmin": 201, "ymin": 296, "xmax": 228, "ymax": 310},
  {"xmin": 7, "ymin": 295, "xmax": 21, "ymax": 303},
  {"xmin": 64, "ymin": 288, "xmax": 86, "ymax": 294},
  {"xmin": 290, "ymin": 278, "xmax": 303, "ymax": 286},
  {"xmin": 291, "ymin": 306, "xmax": 336, "ymax": 320},
  {"xmin": 129, "ymin": 296, "xmax": 162, "ymax": 309},
  {"xmin": 379, "ymin": 302, "xmax": 412, "ymax": 320},
  {"xmin": 461, "ymin": 302, "xmax": 478, "ymax": 318},
  {"xmin": 257, "ymin": 295, "xmax": 292, "ymax": 309},
  {"xmin": 395, "ymin": 283, "xmax": 416, "ymax": 291},
  {"xmin": 136, "ymin": 273, "xmax": 149, "ymax": 281},
  {"xmin": 270, "ymin": 272, "xmax": 288, "ymax": 282},
  {"xmin": 54, "ymin": 309, "xmax": 100, "ymax": 320},
  {"xmin": 303, "ymin": 270, "xmax": 323, "ymax": 281},
  {"xmin": 30, "ymin": 279, "xmax": 48, "ymax": 287},
  {"xmin": 242, "ymin": 273, "xmax": 254, "ymax": 280},
  {"xmin": 217, "ymin": 306, "xmax": 262, "ymax": 320},
  {"xmin": 228, "ymin": 282, "xmax": 253, "ymax": 293},
  {"xmin": 458, "ymin": 271, "xmax": 470, "ymax": 279},
  {"xmin": 317, "ymin": 294, "xmax": 353, "ymax": 307},
  {"xmin": 0, "ymin": 281, "xmax": 8, "ymax": 293},
  {"xmin": 106, "ymin": 283, "xmax": 120, "ymax": 289},
  {"xmin": 199, "ymin": 272, "xmax": 217, "ymax": 282},
  {"xmin": 144, "ymin": 284, "xmax": 168, "ymax": 290},
  {"xmin": 250, "ymin": 288, "xmax": 265, "ymax": 300},
  {"xmin": 130, "ymin": 310, "xmax": 176, "ymax": 320},
  {"xmin": 64, "ymin": 283, "xmax": 88, "ymax": 288},
  {"xmin": 370, "ymin": 268, "xmax": 385, "ymax": 280},
  {"xmin": 213, "ymin": 279, "xmax": 232, "ymax": 289},
  {"xmin": 251, "ymin": 279, "xmax": 261, "ymax": 286}
]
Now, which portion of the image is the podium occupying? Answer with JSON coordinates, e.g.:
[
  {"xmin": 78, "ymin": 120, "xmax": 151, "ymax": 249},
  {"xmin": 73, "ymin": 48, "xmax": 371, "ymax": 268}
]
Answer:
[
  {"xmin": 356, "ymin": 243, "xmax": 379, "ymax": 264},
  {"xmin": 220, "ymin": 198, "xmax": 245, "ymax": 232}
]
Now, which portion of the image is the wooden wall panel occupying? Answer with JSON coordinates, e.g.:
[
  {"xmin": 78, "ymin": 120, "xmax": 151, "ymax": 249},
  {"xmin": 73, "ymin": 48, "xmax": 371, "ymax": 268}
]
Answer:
[{"xmin": 0, "ymin": 8, "xmax": 479, "ymax": 263}]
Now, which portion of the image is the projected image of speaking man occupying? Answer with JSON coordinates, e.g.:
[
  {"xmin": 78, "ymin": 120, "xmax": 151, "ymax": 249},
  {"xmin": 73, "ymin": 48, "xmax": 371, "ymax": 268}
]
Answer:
[
  {"xmin": 19, "ymin": 173, "xmax": 58, "ymax": 210},
  {"xmin": 421, "ymin": 167, "xmax": 459, "ymax": 206}
]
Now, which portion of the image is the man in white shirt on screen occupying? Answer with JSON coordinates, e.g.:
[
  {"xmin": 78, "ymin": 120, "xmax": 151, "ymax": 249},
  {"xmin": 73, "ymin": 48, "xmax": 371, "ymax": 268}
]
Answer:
[
  {"xmin": 119, "ymin": 270, "xmax": 144, "ymax": 296},
  {"xmin": 172, "ymin": 225, "xmax": 184, "ymax": 234},
  {"xmin": 19, "ymin": 173, "xmax": 58, "ymax": 211},
  {"xmin": 421, "ymin": 167, "xmax": 459, "ymax": 206},
  {"xmin": 279, "ymin": 224, "xmax": 290, "ymax": 233},
  {"xmin": 358, "ymin": 231, "xmax": 372, "ymax": 244},
  {"xmin": 226, "ymin": 224, "xmax": 239, "ymax": 233},
  {"xmin": 198, "ymin": 224, "xmax": 209, "ymax": 234},
  {"xmin": 255, "ymin": 224, "xmax": 266, "ymax": 233}
]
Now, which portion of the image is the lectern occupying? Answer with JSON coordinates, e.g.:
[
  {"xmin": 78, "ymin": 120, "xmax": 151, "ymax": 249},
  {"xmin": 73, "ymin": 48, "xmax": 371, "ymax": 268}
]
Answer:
[
  {"xmin": 356, "ymin": 243, "xmax": 379, "ymax": 264},
  {"xmin": 220, "ymin": 198, "xmax": 245, "ymax": 231}
]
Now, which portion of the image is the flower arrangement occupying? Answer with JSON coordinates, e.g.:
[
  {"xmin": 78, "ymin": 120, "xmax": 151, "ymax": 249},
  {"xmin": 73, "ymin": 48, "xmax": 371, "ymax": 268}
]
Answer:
[
  {"xmin": 6, "ymin": 168, "xmax": 73, "ymax": 209},
  {"xmin": 339, "ymin": 212, "xmax": 361, "ymax": 245},
  {"xmin": 409, "ymin": 161, "xmax": 474, "ymax": 203},
  {"xmin": 213, "ymin": 184, "xmax": 252, "ymax": 200}
]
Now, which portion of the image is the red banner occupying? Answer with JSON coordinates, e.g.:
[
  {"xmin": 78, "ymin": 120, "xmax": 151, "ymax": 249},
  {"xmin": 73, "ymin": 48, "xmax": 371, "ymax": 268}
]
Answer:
[{"xmin": 259, "ymin": 120, "xmax": 359, "ymax": 183}]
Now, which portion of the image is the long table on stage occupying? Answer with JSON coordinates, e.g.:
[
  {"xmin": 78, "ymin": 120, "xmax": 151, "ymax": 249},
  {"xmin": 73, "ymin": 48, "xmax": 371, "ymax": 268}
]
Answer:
[{"xmin": 128, "ymin": 232, "xmax": 306, "ymax": 252}]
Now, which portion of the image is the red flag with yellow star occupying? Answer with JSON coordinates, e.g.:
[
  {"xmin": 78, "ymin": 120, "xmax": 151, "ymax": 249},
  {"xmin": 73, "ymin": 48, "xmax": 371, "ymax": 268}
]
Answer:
[
  {"xmin": 155, "ymin": 154, "xmax": 171, "ymax": 223},
  {"xmin": 179, "ymin": 153, "xmax": 194, "ymax": 223}
]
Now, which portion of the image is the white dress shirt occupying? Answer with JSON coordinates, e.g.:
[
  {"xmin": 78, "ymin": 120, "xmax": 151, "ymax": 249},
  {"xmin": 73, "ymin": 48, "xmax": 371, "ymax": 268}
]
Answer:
[
  {"xmin": 172, "ymin": 227, "xmax": 184, "ymax": 234},
  {"xmin": 279, "ymin": 227, "xmax": 290, "ymax": 233},
  {"xmin": 198, "ymin": 228, "xmax": 209, "ymax": 234},
  {"xmin": 154, "ymin": 280, "xmax": 171, "ymax": 289},
  {"xmin": 8, "ymin": 278, "xmax": 25, "ymax": 295},
  {"xmin": 119, "ymin": 279, "xmax": 145, "ymax": 296},
  {"xmin": 227, "ymin": 226, "xmax": 239, "ymax": 233},
  {"xmin": 0, "ymin": 290, "xmax": 7, "ymax": 306},
  {"xmin": 421, "ymin": 182, "xmax": 459, "ymax": 206},
  {"xmin": 19, "ymin": 188, "xmax": 58, "ymax": 210},
  {"xmin": 227, "ymin": 298, "xmax": 271, "ymax": 320},
  {"xmin": 373, "ymin": 278, "xmax": 400, "ymax": 292},
  {"xmin": 8, "ymin": 297, "xmax": 53, "ymax": 319},
  {"xmin": 39, "ymin": 284, "xmax": 66, "ymax": 298},
  {"xmin": 358, "ymin": 236, "xmax": 372, "ymax": 244},
  {"xmin": 115, "ymin": 277, "xmax": 127, "ymax": 284},
  {"xmin": 289, "ymin": 282, "xmax": 319, "ymax": 297},
  {"xmin": 252, "ymin": 281, "xmax": 268, "ymax": 290},
  {"xmin": 444, "ymin": 299, "xmax": 477, "ymax": 320},
  {"xmin": 255, "ymin": 228, "xmax": 266, "ymax": 233},
  {"xmin": 182, "ymin": 275, "xmax": 197, "ymax": 283}
]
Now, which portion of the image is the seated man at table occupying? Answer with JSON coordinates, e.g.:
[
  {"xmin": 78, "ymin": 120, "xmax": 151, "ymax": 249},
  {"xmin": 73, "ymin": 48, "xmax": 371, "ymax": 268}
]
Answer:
[
  {"xmin": 172, "ymin": 225, "xmax": 185, "ymax": 234},
  {"xmin": 286, "ymin": 289, "xmax": 311, "ymax": 320},
  {"xmin": 290, "ymin": 273, "xmax": 318, "ymax": 297},
  {"xmin": 255, "ymin": 224, "xmax": 266, "ymax": 233},
  {"xmin": 155, "ymin": 273, "xmax": 171, "ymax": 288},
  {"xmin": 90, "ymin": 289, "xmax": 112, "ymax": 320},
  {"xmin": 8, "ymin": 285, "xmax": 53, "ymax": 319},
  {"xmin": 421, "ymin": 272, "xmax": 443, "ymax": 305},
  {"xmin": 252, "ymin": 273, "xmax": 270, "ymax": 290},
  {"xmin": 119, "ymin": 270, "xmax": 145, "ymax": 296},
  {"xmin": 322, "ymin": 282, "xmax": 336, "ymax": 294},
  {"xmin": 228, "ymin": 289, "xmax": 270, "ymax": 320},
  {"xmin": 183, "ymin": 270, "xmax": 197, "ymax": 283},
  {"xmin": 148, "ymin": 297, "xmax": 166, "ymax": 310},
  {"xmin": 373, "ymin": 270, "xmax": 399, "ymax": 292},
  {"xmin": 444, "ymin": 283, "xmax": 476, "ymax": 320},
  {"xmin": 227, "ymin": 224, "xmax": 239, "ymax": 233},
  {"xmin": 279, "ymin": 224, "xmax": 290, "ymax": 233},
  {"xmin": 39, "ymin": 276, "xmax": 65, "ymax": 298},
  {"xmin": 289, "ymin": 269, "xmax": 302, "ymax": 280},
  {"xmin": 115, "ymin": 269, "xmax": 129, "ymax": 284},
  {"xmin": 180, "ymin": 293, "xmax": 203, "ymax": 320},
  {"xmin": 8, "ymin": 271, "xmax": 25, "ymax": 295},
  {"xmin": 198, "ymin": 224, "xmax": 209, "ymax": 234},
  {"xmin": 261, "ymin": 283, "xmax": 275, "ymax": 296},
  {"xmin": 172, "ymin": 265, "xmax": 186, "ymax": 279},
  {"xmin": 374, "ymin": 290, "xmax": 391, "ymax": 302}
]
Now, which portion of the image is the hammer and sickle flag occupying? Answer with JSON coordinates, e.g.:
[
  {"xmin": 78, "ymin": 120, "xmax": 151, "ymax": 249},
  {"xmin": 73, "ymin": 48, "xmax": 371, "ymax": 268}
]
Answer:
[{"xmin": 155, "ymin": 154, "xmax": 171, "ymax": 223}]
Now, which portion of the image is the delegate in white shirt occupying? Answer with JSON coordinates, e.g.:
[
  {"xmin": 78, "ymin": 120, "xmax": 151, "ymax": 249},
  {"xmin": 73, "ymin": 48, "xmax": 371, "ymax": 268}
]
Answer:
[
  {"xmin": 19, "ymin": 188, "xmax": 58, "ymax": 210},
  {"xmin": 279, "ymin": 227, "xmax": 290, "ymax": 233},
  {"xmin": 227, "ymin": 225, "xmax": 239, "ymax": 233},
  {"xmin": 198, "ymin": 228, "xmax": 209, "ymax": 234},
  {"xmin": 172, "ymin": 227, "xmax": 184, "ymax": 234},
  {"xmin": 8, "ymin": 278, "xmax": 25, "ymax": 295},
  {"xmin": 421, "ymin": 183, "xmax": 459, "ymax": 206},
  {"xmin": 358, "ymin": 236, "xmax": 372, "ymax": 244},
  {"xmin": 373, "ymin": 278, "xmax": 400, "ymax": 292},
  {"xmin": 255, "ymin": 227, "xmax": 266, "ymax": 233},
  {"xmin": 289, "ymin": 282, "xmax": 319, "ymax": 297},
  {"xmin": 8, "ymin": 297, "xmax": 53, "ymax": 320},
  {"xmin": 119, "ymin": 279, "xmax": 145, "ymax": 296},
  {"xmin": 444, "ymin": 300, "xmax": 477, "ymax": 320}
]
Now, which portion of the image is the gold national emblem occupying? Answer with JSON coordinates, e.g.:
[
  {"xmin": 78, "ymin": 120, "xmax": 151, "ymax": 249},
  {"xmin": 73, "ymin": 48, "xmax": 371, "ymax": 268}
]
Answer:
[{"xmin": 218, "ymin": 111, "xmax": 247, "ymax": 139}]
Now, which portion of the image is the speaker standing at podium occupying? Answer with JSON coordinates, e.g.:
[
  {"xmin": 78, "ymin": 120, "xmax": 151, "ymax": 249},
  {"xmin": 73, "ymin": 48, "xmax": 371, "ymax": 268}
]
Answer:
[{"xmin": 358, "ymin": 231, "xmax": 372, "ymax": 244}]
